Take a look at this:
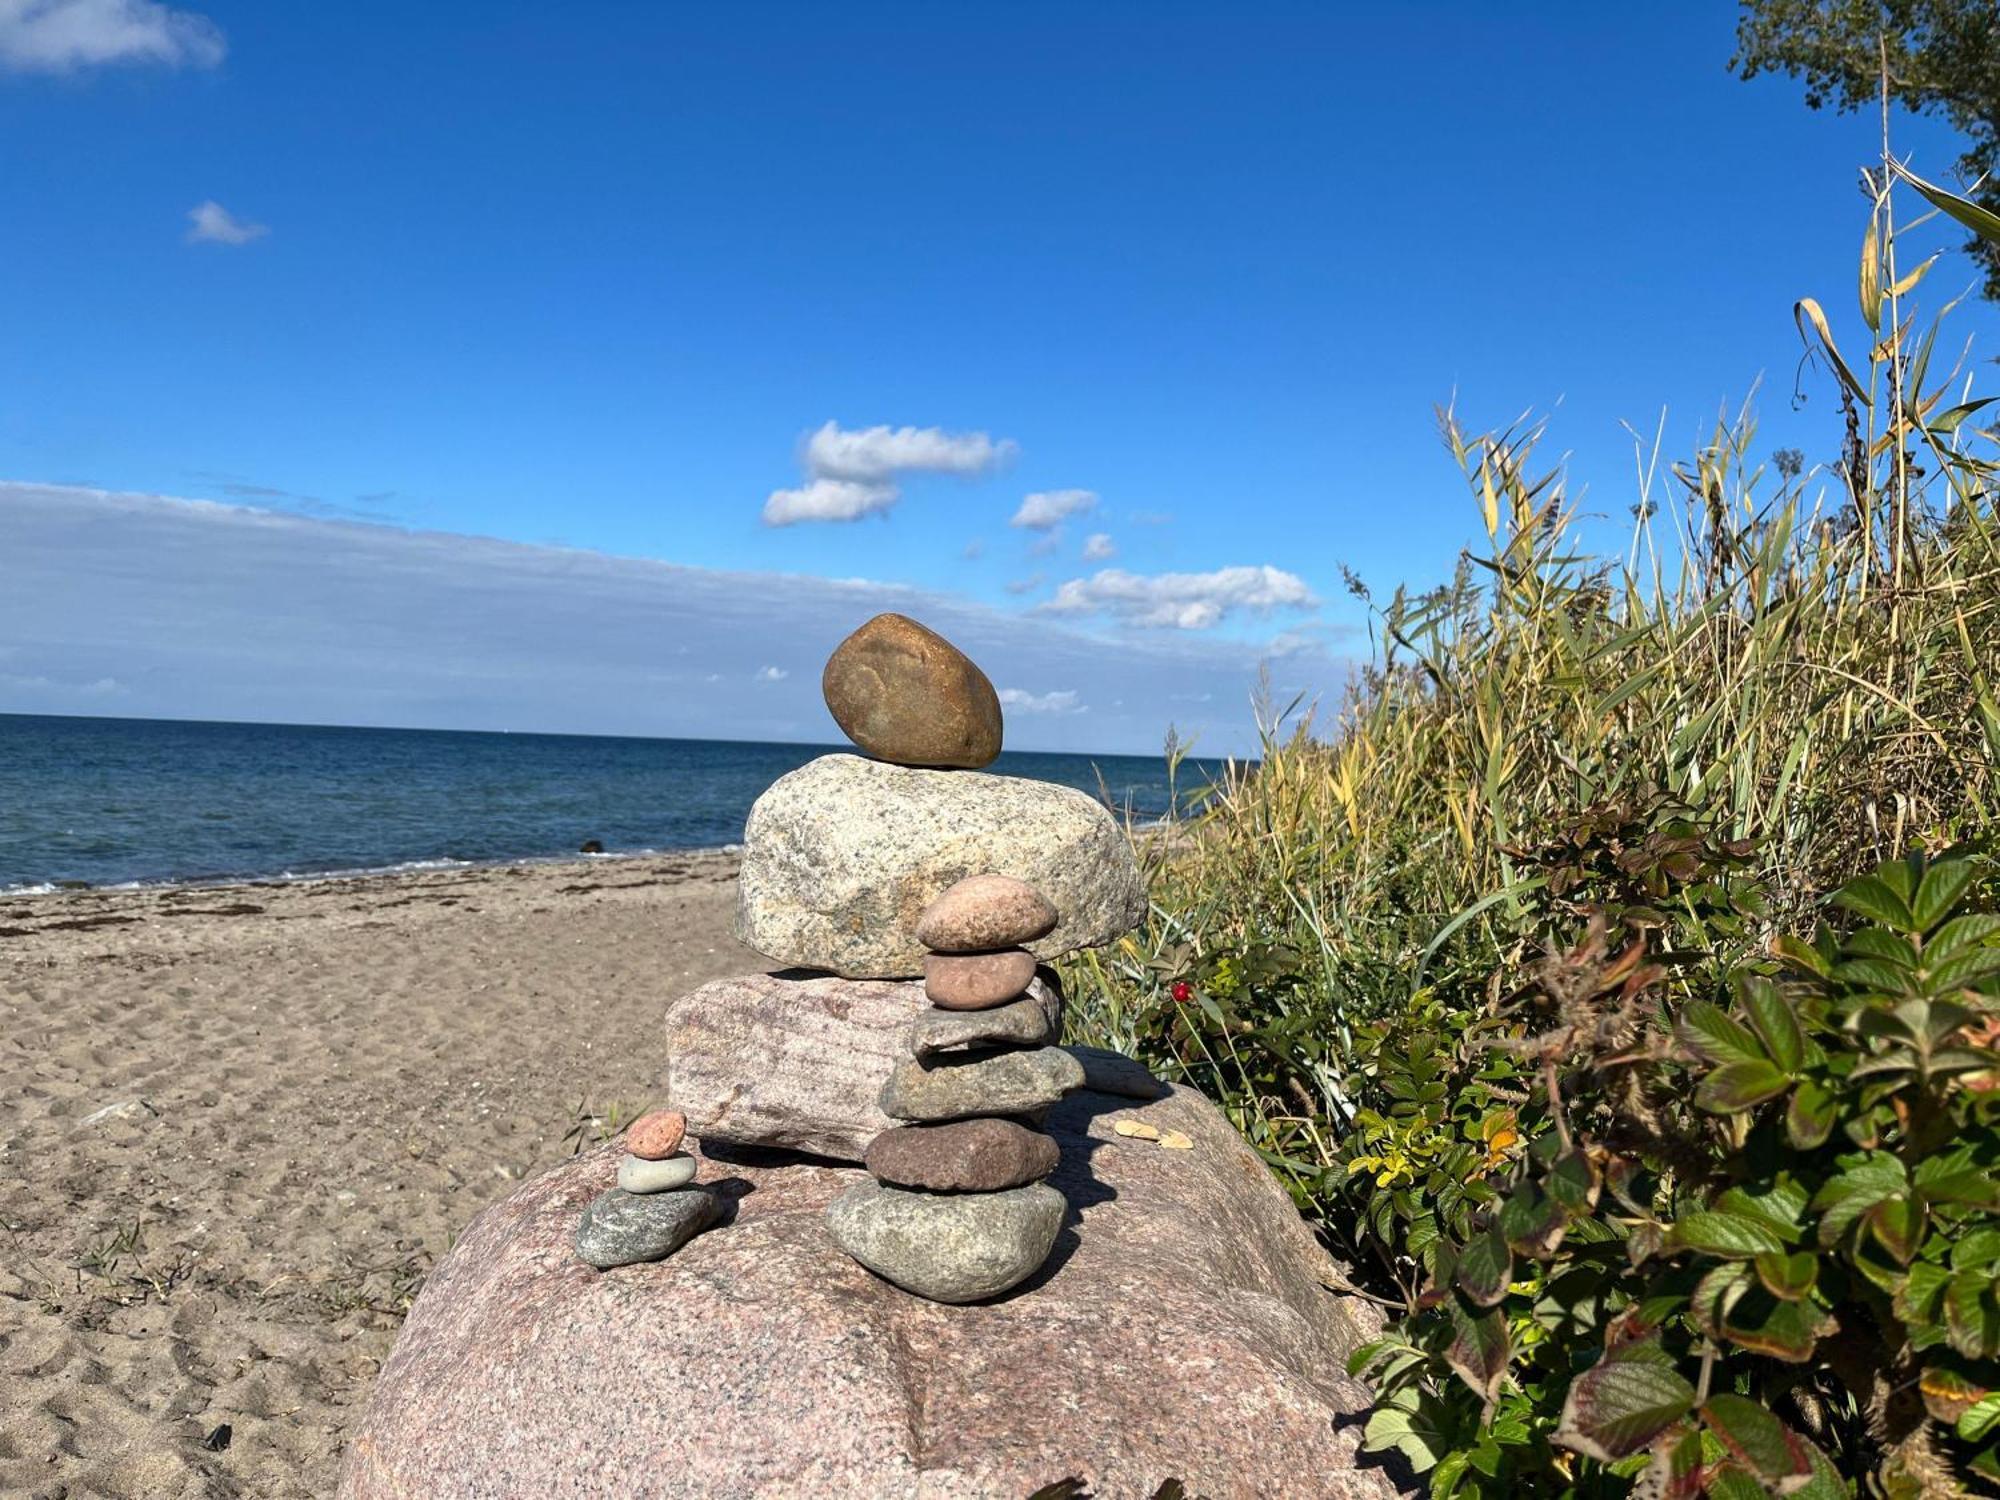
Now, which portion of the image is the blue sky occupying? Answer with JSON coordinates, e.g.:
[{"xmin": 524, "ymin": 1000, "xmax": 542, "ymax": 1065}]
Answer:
[{"xmin": 1, "ymin": 0, "xmax": 1992, "ymax": 754}]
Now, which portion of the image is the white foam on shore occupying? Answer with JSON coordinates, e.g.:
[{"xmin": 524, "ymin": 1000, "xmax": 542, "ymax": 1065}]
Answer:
[{"xmin": 1, "ymin": 844, "xmax": 745, "ymax": 898}]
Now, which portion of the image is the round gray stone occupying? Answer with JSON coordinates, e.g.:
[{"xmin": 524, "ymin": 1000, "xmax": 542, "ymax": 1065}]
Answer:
[
  {"xmin": 617, "ymin": 1153, "xmax": 698, "ymax": 1193},
  {"xmin": 574, "ymin": 1186, "xmax": 720, "ymax": 1270},
  {"xmin": 826, "ymin": 1179, "xmax": 1065, "ymax": 1303},
  {"xmin": 879, "ymin": 1045, "xmax": 1085, "ymax": 1123}
]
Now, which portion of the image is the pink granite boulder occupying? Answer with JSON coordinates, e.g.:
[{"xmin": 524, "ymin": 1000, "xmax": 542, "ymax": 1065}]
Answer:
[{"xmin": 340, "ymin": 1080, "xmax": 1406, "ymax": 1499}]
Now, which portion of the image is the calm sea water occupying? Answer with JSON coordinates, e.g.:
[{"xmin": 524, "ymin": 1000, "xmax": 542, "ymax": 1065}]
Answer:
[{"xmin": 0, "ymin": 714, "xmax": 1222, "ymax": 891}]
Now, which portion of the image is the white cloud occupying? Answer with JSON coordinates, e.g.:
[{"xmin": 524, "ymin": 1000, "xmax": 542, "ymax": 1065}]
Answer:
[
  {"xmin": 802, "ymin": 421, "xmax": 1014, "ymax": 485},
  {"xmin": 1041, "ymin": 565, "xmax": 1319, "ymax": 630},
  {"xmin": 0, "ymin": 0, "xmax": 223, "ymax": 71},
  {"xmin": 761, "ymin": 477, "xmax": 895, "ymax": 525},
  {"xmin": 1003, "ymin": 573, "xmax": 1044, "ymax": 595},
  {"xmin": 999, "ymin": 687, "xmax": 1084, "ymax": 715},
  {"xmin": 1010, "ymin": 489, "xmax": 1097, "ymax": 531},
  {"xmin": 186, "ymin": 200, "xmax": 267, "ymax": 246},
  {"xmin": 1082, "ymin": 532, "xmax": 1116, "ymax": 561},
  {"xmin": 763, "ymin": 421, "xmax": 1015, "ymax": 527},
  {"xmin": 0, "ymin": 481, "xmax": 1347, "ymax": 756},
  {"xmin": 754, "ymin": 665, "xmax": 788, "ymax": 682}
]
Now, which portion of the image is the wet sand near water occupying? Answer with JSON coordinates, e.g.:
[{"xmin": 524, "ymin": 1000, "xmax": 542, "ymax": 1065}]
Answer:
[{"xmin": 0, "ymin": 853, "xmax": 754, "ymax": 1499}]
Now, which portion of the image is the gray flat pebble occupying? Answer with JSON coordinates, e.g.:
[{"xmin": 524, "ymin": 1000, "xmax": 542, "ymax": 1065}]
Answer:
[
  {"xmin": 617, "ymin": 1153, "xmax": 698, "ymax": 1193},
  {"xmin": 909, "ymin": 995, "xmax": 1053, "ymax": 1058},
  {"xmin": 879, "ymin": 1045, "xmax": 1084, "ymax": 1123},
  {"xmin": 574, "ymin": 1186, "xmax": 720, "ymax": 1270},
  {"xmin": 827, "ymin": 1179, "xmax": 1065, "ymax": 1302}
]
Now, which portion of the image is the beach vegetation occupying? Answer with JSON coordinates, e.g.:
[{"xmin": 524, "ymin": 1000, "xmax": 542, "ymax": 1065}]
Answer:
[{"xmin": 1063, "ymin": 151, "xmax": 2000, "ymax": 1493}]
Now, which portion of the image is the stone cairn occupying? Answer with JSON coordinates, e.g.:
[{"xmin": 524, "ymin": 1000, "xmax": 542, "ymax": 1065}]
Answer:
[
  {"xmin": 830, "ymin": 871, "xmax": 1083, "ymax": 1301},
  {"xmin": 574, "ymin": 1106, "xmax": 717, "ymax": 1270},
  {"xmin": 574, "ymin": 610, "xmax": 1145, "ymax": 1300}
]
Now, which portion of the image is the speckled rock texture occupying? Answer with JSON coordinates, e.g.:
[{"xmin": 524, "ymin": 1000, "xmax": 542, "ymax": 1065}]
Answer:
[
  {"xmin": 828, "ymin": 1180, "xmax": 1065, "ymax": 1302},
  {"xmin": 339, "ymin": 1081, "xmax": 1407, "ymax": 1500},
  {"xmin": 864, "ymin": 1117, "xmax": 1061, "ymax": 1192},
  {"xmin": 661, "ymin": 970, "xmax": 1062, "ymax": 1161},
  {"xmin": 821, "ymin": 612, "xmax": 1004, "ymax": 769},
  {"xmin": 573, "ymin": 1184, "xmax": 720, "ymax": 1269},
  {"xmin": 909, "ymin": 993, "xmax": 1055, "ymax": 1057},
  {"xmin": 733, "ymin": 754, "xmax": 1147, "ymax": 979},
  {"xmin": 922, "ymin": 947, "xmax": 1038, "ymax": 1009},
  {"xmin": 916, "ymin": 872, "xmax": 1059, "ymax": 952},
  {"xmin": 880, "ymin": 1044, "xmax": 1085, "ymax": 1123}
]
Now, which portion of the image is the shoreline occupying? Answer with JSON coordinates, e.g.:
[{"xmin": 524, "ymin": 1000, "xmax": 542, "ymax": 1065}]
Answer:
[{"xmin": 0, "ymin": 843, "xmax": 744, "ymax": 900}]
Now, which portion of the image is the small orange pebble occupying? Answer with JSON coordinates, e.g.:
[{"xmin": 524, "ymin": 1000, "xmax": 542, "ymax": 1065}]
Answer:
[{"xmin": 625, "ymin": 1109, "xmax": 687, "ymax": 1160}]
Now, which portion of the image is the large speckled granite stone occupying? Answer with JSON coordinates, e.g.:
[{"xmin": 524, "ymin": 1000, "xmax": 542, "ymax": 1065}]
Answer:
[
  {"xmin": 733, "ymin": 754, "xmax": 1146, "ymax": 979},
  {"xmin": 661, "ymin": 970, "xmax": 1063, "ymax": 1161},
  {"xmin": 339, "ymin": 1081, "xmax": 1407, "ymax": 1500}
]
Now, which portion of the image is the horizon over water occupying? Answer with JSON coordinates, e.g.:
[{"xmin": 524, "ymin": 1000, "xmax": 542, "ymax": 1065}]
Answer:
[{"xmin": 0, "ymin": 712, "xmax": 1229, "ymax": 891}]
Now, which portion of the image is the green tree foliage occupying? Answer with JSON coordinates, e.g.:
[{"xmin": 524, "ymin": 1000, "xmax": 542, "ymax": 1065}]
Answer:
[{"xmin": 1730, "ymin": 1, "xmax": 2000, "ymax": 298}]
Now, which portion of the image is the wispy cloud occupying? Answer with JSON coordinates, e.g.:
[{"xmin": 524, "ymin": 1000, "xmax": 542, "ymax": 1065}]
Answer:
[
  {"xmin": 0, "ymin": 0, "xmax": 223, "ymax": 72},
  {"xmin": 1003, "ymin": 573, "xmax": 1044, "ymax": 595},
  {"xmin": 961, "ymin": 538, "xmax": 986, "ymax": 561},
  {"xmin": 1082, "ymin": 532, "xmax": 1116, "ymax": 561},
  {"xmin": 998, "ymin": 687, "xmax": 1083, "ymax": 715},
  {"xmin": 1041, "ymin": 564, "xmax": 1318, "ymax": 631},
  {"xmin": 186, "ymin": 200, "xmax": 268, "ymax": 246},
  {"xmin": 763, "ymin": 421, "xmax": 1015, "ymax": 526},
  {"xmin": 0, "ymin": 482, "xmax": 1345, "ymax": 755},
  {"xmin": 1009, "ymin": 488, "xmax": 1096, "ymax": 531},
  {"xmin": 754, "ymin": 665, "xmax": 788, "ymax": 682}
]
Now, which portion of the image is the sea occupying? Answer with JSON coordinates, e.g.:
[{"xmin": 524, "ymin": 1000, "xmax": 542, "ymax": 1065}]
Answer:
[{"xmin": 0, "ymin": 713, "xmax": 1225, "ymax": 892}]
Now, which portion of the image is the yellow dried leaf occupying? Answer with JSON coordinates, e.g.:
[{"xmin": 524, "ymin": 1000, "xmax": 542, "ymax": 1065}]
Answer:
[
  {"xmin": 1159, "ymin": 1130, "xmax": 1194, "ymax": 1150},
  {"xmin": 1114, "ymin": 1120, "xmax": 1161, "ymax": 1141}
]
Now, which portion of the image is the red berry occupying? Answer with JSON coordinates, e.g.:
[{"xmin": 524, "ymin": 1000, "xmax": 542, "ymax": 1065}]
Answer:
[{"xmin": 1171, "ymin": 981, "xmax": 1193, "ymax": 1003}]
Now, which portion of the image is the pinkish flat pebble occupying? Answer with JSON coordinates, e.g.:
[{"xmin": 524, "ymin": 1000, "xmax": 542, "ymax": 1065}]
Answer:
[{"xmin": 625, "ymin": 1110, "xmax": 687, "ymax": 1160}]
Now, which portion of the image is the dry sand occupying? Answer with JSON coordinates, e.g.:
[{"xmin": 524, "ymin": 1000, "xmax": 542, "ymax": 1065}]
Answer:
[{"xmin": 1, "ymin": 854, "xmax": 756, "ymax": 1499}]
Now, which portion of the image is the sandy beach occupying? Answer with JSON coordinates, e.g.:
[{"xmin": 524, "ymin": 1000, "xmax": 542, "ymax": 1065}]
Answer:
[{"xmin": 1, "ymin": 854, "xmax": 754, "ymax": 1500}]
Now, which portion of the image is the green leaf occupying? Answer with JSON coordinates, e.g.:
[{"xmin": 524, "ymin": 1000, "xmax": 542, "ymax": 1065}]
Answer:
[
  {"xmin": 1694, "ymin": 1060, "xmax": 1791, "ymax": 1114},
  {"xmin": 1911, "ymin": 858, "xmax": 1979, "ymax": 931},
  {"xmin": 1960, "ymin": 1393, "xmax": 2000, "ymax": 1444},
  {"xmin": 1740, "ymin": 977, "xmax": 1806, "ymax": 1073},
  {"xmin": 1455, "ymin": 1227, "xmax": 1513, "ymax": 1308},
  {"xmin": 1554, "ymin": 1339, "xmax": 1696, "ymax": 1463},
  {"xmin": 1865, "ymin": 1195, "xmax": 1925, "ymax": 1264},
  {"xmin": 1754, "ymin": 1250, "xmax": 1819, "ymax": 1301},
  {"xmin": 1498, "ymin": 1180, "xmax": 1566, "ymax": 1259},
  {"xmin": 1893, "ymin": 163, "xmax": 2000, "ymax": 250},
  {"xmin": 1362, "ymin": 1398, "xmax": 1451, "ymax": 1472},
  {"xmin": 1443, "ymin": 1298, "xmax": 1509, "ymax": 1401},
  {"xmin": 1665, "ymin": 1210, "xmax": 1788, "ymax": 1258},
  {"xmin": 1718, "ymin": 1290, "xmax": 1834, "ymax": 1362},
  {"xmin": 1928, "ymin": 913, "xmax": 2000, "ymax": 963},
  {"xmin": 1771, "ymin": 932, "xmax": 1831, "ymax": 979},
  {"xmin": 1842, "ymin": 928, "xmax": 1919, "ymax": 968},
  {"xmin": 1927, "ymin": 946, "xmax": 2000, "ymax": 992},
  {"xmin": 1831, "ymin": 956, "xmax": 1916, "ymax": 994},
  {"xmin": 1811, "ymin": 1152, "xmax": 1908, "ymax": 1248},
  {"xmin": 1786, "ymin": 1078, "xmax": 1838, "ymax": 1149},
  {"xmin": 1543, "ymin": 1148, "xmax": 1600, "ymax": 1214},
  {"xmin": 1947, "ymin": 1270, "xmax": 2000, "ymax": 1359},
  {"xmin": 1833, "ymin": 874, "xmax": 1916, "ymax": 931},
  {"xmin": 1679, "ymin": 1001, "xmax": 1768, "ymax": 1067},
  {"xmin": 1700, "ymin": 1394, "xmax": 1812, "ymax": 1482}
]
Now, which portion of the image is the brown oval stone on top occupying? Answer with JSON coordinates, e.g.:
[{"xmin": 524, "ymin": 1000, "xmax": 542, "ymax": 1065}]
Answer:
[
  {"xmin": 917, "ymin": 874, "xmax": 1058, "ymax": 953},
  {"xmin": 865, "ymin": 1118, "xmax": 1061, "ymax": 1192},
  {"xmin": 624, "ymin": 1110, "xmax": 687, "ymax": 1161},
  {"xmin": 822, "ymin": 613, "xmax": 1003, "ymax": 769},
  {"xmin": 924, "ymin": 948, "xmax": 1037, "ymax": 1010}
]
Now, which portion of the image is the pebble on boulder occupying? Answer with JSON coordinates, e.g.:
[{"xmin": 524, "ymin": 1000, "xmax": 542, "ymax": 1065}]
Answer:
[
  {"xmin": 916, "ymin": 873, "xmax": 1059, "ymax": 953},
  {"xmin": 880, "ymin": 1045, "xmax": 1085, "ymax": 1123},
  {"xmin": 624, "ymin": 1109, "xmax": 687, "ymax": 1160},
  {"xmin": 616, "ymin": 1153, "xmax": 698, "ymax": 1193},
  {"xmin": 909, "ymin": 992, "xmax": 1055, "ymax": 1057},
  {"xmin": 923, "ymin": 948, "xmax": 1037, "ymax": 1010},
  {"xmin": 821, "ymin": 613, "xmax": 1003, "ymax": 770},
  {"xmin": 574, "ymin": 1185, "xmax": 721, "ymax": 1270},
  {"xmin": 864, "ymin": 1117, "xmax": 1060, "ymax": 1192},
  {"xmin": 826, "ymin": 1178, "xmax": 1065, "ymax": 1303}
]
